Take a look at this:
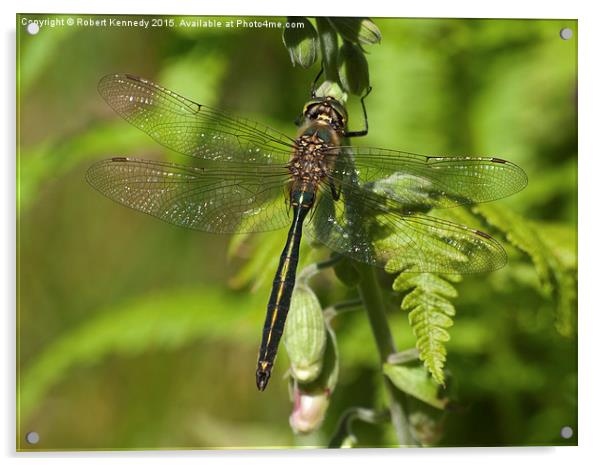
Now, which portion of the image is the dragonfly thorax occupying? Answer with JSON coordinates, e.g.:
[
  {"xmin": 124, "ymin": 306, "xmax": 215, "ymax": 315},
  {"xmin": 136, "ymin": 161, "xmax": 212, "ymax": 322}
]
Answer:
[{"xmin": 289, "ymin": 123, "xmax": 339, "ymax": 188}]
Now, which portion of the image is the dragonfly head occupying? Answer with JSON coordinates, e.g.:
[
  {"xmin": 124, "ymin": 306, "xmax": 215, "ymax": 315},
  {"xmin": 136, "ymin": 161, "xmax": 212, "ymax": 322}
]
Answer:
[{"xmin": 302, "ymin": 96, "xmax": 348, "ymax": 133}]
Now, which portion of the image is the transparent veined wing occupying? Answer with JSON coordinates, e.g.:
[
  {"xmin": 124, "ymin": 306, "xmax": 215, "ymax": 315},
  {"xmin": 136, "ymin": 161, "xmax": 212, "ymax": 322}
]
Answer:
[
  {"xmin": 98, "ymin": 74, "xmax": 294, "ymax": 165},
  {"xmin": 86, "ymin": 157, "xmax": 292, "ymax": 234},
  {"xmin": 306, "ymin": 177, "xmax": 507, "ymax": 273},
  {"xmin": 329, "ymin": 146, "xmax": 528, "ymax": 211}
]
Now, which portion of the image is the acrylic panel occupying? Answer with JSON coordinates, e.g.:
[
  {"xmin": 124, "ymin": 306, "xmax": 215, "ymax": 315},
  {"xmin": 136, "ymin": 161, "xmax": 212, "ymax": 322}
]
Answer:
[{"xmin": 16, "ymin": 14, "xmax": 577, "ymax": 450}]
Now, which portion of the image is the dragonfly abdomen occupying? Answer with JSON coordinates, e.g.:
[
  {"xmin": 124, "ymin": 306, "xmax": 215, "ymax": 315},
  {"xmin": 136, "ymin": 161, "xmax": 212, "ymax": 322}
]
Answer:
[{"xmin": 256, "ymin": 189, "xmax": 315, "ymax": 391}]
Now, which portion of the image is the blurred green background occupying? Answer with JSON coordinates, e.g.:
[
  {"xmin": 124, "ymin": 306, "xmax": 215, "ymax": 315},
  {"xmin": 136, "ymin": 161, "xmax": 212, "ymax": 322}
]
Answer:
[{"xmin": 16, "ymin": 15, "xmax": 577, "ymax": 449}]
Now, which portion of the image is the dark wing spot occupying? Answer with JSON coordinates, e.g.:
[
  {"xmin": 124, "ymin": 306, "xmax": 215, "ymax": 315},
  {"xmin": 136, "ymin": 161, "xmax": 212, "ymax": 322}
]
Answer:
[
  {"xmin": 125, "ymin": 73, "xmax": 142, "ymax": 82},
  {"xmin": 475, "ymin": 229, "xmax": 493, "ymax": 239},
  {"xmin": 111, "ymin": 156, "xmax": 129, "ymax": 162},
  {"xmin": 491, "ymin": 157, "xmax": 507, "ymax": 164}
]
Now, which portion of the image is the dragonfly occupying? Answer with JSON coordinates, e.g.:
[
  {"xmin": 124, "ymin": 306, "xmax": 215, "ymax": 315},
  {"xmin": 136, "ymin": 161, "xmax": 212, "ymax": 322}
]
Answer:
[{"xmin": 87, "ymin": 74, "xmax": 527, "ymax": 391}]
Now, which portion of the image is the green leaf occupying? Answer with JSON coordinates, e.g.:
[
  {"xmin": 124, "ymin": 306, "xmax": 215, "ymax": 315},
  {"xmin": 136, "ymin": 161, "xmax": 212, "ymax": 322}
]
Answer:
[
  {"xmin": 383, "ymin": 363, "xmax": 448, "ymax": 409},
  {"xmin": 393, "ymin": 273, "xmax": 460, "ymax": 384}
]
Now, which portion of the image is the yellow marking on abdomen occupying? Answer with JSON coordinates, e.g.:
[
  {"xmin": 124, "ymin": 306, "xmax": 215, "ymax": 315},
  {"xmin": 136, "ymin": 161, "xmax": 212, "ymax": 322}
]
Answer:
[{"xmin": 263, "ymin": 273, "xmax": 289, "ymax": 355}]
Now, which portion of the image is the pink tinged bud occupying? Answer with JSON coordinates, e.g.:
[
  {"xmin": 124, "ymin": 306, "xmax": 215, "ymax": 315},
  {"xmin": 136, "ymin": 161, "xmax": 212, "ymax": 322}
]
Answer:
[{"xmin": 289, "ymin": 385, "xmax": 330, "ymax": 434}]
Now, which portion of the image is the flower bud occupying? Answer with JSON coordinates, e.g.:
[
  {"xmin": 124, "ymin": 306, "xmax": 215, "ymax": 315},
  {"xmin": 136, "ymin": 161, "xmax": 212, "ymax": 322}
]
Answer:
[
  {"xmin": 287, "ymin": 324, "xmax": 339, "ymax": 434},
  {"xmin": 338, "ymin": 41, "xmax": 370, "ymax": 96},
  {"xmin": 282, "ymin": 17, "xmax": 318, "ymax": 69},
  {"xmin": 289, "ymin": 385, "xmax": 330, "ymax": 434},
  {"xmin": 283, "ymin": 284, "xmax": 327, "ymax": 383}
]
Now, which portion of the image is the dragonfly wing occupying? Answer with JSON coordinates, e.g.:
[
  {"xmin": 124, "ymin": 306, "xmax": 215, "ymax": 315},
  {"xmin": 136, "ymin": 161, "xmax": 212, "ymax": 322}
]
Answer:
[
  {"xmin": 331, "ymin": 146, "xmax": 527, "ymax": 211},
  {"xmin": 98, "ymin": 74, "xmax": 294, "ymax": 164},
  {"xmin": 87, "ymin": 157, "xmax": 291, "ymax": 234},
  {"xmin": 306, "ymin": 180, "xmax": 507, "ymax": 274}
]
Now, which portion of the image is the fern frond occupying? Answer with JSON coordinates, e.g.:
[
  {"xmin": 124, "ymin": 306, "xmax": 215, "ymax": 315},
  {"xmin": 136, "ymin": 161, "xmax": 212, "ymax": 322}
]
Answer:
[
  {"xmin": 473, "ymin": 204, "xmax": 577, "ymax": 336},
  {"xmin": 473, "ymin": 204, "xmax": 554, "ymax": 294},
  {"xmin": 393, "ymin": 273, "xmax": 461, "ymax": 385}
]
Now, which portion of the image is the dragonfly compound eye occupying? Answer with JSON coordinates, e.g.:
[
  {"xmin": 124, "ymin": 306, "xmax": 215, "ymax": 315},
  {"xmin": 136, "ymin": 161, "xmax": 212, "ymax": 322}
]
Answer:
[{"xmin": 302, "ymin": 98, "xmax": 347, "ymax": 132}]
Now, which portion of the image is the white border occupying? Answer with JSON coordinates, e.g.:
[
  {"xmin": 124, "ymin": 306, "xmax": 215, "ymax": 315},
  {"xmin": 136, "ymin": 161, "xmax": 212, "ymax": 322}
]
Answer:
[
  {"xmin": 4, "ymin": 1, "xmax": 599, "ymax": 465},
  {"xmin": 0, "ymin": 0, "xmax": 585, "ymax": 18}
]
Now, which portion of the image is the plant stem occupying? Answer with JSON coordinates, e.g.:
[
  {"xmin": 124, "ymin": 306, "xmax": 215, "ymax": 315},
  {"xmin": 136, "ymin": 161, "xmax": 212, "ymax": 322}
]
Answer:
[
  {"xmin": 387, "ymin": 348, "xmax": 420, "ymax": 365},
  {"xmin": 310, "ymin": 23, "xmax": 416, "ymax": 443},
  {"xmin": 328, "ymin": 407, "xmax": 389, "ymax": 448},
  {"xmin": 356, "ymin": 264, "xmax": 417, "ymax": 446},
  {"xmin": 323, "ymin": 298, "xmax": 363, "ymax": 322}
]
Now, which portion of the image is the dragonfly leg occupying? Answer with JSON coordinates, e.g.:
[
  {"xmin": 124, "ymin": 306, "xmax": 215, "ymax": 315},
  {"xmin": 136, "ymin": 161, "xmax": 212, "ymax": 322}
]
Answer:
[
  {"xmin": 329, "ymin": 179, "xmax": 341, "ymax": 201},
  {"xmin": 284, "ymin": 186, "xmax": 292, "ymax": 216},
  {"xmin": 311, "ymin": 65, "xmax": 324, "ymax": 98},
  {"xmin": 344, "ymin": 86, "xmax": 373, "ymax": 138}
]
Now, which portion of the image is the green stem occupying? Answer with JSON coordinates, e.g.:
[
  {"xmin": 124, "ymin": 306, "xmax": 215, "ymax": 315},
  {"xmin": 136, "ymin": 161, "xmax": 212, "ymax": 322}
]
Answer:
[
  {"xmin": 387, "ymin": 348, "xmax": 420, "ymax": 365},
  {"xmin": 323, "ymin": 298, "xmax": 363, "ymax": 322},
  {"xmin": 328, "ymin": 407, "xmax": 389, "ymax": 448},
  {"xmin": 356, "ymin": 264, "xmax": 418, "ymax": 446},
  {"xmin": 310, "ymin": 20, "xmax": 415, "ymax": 445},
  {"xmin": 297, "ymin": 255, "xmax": 342, "ymax": 284}
]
